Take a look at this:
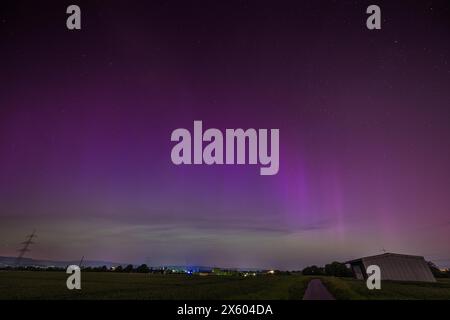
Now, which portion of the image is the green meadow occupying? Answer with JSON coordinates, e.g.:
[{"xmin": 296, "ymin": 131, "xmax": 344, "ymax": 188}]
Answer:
[
  {"xmin": 0, "ymin": 271, "xmax": 310, "ymax": 300},
  {"xmin": 320, "ymin": 276, "xmax": 450, "ymax": 300},
  {"xmin": 1, "ymin": 271, "xmax": 449, "ymax": 300}
]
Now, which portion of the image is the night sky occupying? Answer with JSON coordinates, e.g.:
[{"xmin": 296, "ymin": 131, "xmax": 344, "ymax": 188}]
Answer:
[{"xmin": 1, "ymin": 1, "xmax": 449, "ymax": 269}]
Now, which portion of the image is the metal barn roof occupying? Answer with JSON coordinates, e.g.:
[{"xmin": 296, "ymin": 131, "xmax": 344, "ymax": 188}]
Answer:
[{"xmin": 346, "ymin": 252, "xmax": 436, "ymax": 282}]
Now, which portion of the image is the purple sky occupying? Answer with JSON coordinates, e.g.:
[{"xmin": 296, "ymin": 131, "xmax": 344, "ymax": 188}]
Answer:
[{"xmin": 1, "ymin": 1, "xmax": 450, "ymax": 269}]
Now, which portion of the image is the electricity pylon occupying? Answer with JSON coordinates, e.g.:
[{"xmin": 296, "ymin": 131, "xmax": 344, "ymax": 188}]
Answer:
[{"xmin": 16, "ymin": 230, "xmax": 37, "ymax": 266}]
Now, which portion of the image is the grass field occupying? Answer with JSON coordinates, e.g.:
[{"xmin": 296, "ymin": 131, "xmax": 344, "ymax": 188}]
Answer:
[
  {"xmin": 1, "ymin": 271, "xmax": 450, "ymax": 299},
  {"xmin": 0, "ymin": 271, "xmax": 310, "ymax": 300},
  {"xmin": 320, "ymin": 276, "xmax": 450, "ymax": 300}
]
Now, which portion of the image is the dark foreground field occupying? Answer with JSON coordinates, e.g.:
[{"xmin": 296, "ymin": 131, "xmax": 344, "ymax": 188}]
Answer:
[
  {"xmin": 321, "ymin": 276, "xmax": 450, "ymax": 300},
  {"xmin": 1, "ymin": 271, "xmax": 449, "ymax": 300},
  {"xmin": 0, "ymin": 271, "xmax": 310, "ymax": 300}
]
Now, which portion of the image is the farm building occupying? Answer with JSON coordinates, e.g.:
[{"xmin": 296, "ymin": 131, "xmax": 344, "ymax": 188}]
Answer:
[{"xmin": 346, "ymin": 253, "xmax": 436, "ymax": 282}]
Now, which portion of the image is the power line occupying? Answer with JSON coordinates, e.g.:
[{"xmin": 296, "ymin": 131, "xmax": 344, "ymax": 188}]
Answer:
[
  {"xmin": 16, "ymin": 229, "xmax": 37, "ymax": 266},
  {"xmin": 79, "ymin": 255, "xmax": 84, "ymax": 268}
]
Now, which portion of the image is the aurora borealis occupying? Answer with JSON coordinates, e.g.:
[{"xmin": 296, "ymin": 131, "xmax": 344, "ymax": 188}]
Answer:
[{"xmin": 1, "ymin": 1, "xmax": 449, "ymax": 269}]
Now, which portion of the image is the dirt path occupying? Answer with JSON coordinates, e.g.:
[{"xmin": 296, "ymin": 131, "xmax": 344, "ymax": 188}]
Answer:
[{"xmin": 303, "ymin": 279, "xmax": 335, "ymax": 300}]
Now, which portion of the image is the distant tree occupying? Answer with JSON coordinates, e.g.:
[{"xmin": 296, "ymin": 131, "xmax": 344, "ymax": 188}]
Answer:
[
  {"xmin": 136, "ymin": 264, "xmax": 150, "ymax": 273},
  {"xmin": 115, "ymin": 265, "xmax": 123, "ymax": 272},
  {"xmin": 123, "ymin": 264, "xmax": 134, "ymax": 273},
  {"xmin": 427, "ymin": 261, "xmax": 446, "ymax": 278},
  {"xmin": 302, "ymin": 265, "xmax": 324, "ymax": 276},
  {"xmin": 324, "ymin": 261, "xmax": 353, "ymax": 277}
]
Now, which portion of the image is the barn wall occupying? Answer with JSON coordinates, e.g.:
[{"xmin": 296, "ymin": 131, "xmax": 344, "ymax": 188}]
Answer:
[
  {"xmin": 362, "ymin": 255, "xmax": 436, "ymax": 282},
  {"xmin": 349, "ymin": 261, "xmax": 366, "ymax": 280}
]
